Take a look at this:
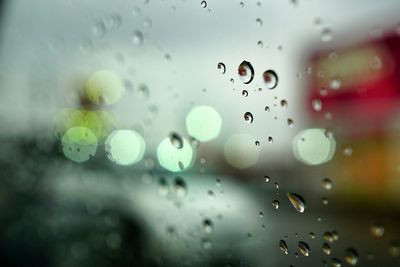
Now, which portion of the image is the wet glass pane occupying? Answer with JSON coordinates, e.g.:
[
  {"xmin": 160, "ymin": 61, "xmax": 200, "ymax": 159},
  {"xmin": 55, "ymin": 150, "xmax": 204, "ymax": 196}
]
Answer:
[{"xmin": 1, "ymin": 0, "xmax": 400, "ymax": 266}]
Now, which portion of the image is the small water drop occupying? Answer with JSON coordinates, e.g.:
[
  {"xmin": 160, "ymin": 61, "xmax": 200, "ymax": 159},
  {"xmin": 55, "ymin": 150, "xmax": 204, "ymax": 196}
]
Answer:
[
  {"xmin": 322, "ymin": 197, "xmax": 329, "ymax": 205},
  {"xmin": 322, "ymin": 243, "xmax": 331, "ymax": 255},
  {"xmin": 323, "ymin": 231, "xmax": 334, "ymax": 243},
  {"xmin": 132, "ymin": 6, "xmax": 141, "ymax": 17},
  {"xmin": 143, "ymin": 17, "xmax": 152, "ymax": 28},
  {"xmin": 256, "ymin": 18, "xmax": 263, "ymax": 26},
  {"xmin": 238, "ymin": 61, "xmax": 255, "ymax": 84},
  {"xmin": 158, "ymin": 177, "xmax": 169, "ymax": 196},
  {"xmin": 259, "ymin": 211, "xmax": 264, "ymax": 218},
  {"xmin": 287, "ymin": 193, "xmax": 306, "ymax": 213},
  {"xmin": 239, "ymin": 1, "xmax": 244, "ymax": 7},
  {"xmin": 389, "ymin": 241, "xmax": 400, "ymax": 258},
  {"xmin": 255, "ymin": 140, "xmax": 260, "ymax": 146},
  {"xmin": 264, "ymin": 176, "xmax": 270, "ymax": 182},
  {"xmin": 217, "ymin": 62, "xmax": 226, "ymax": 74},
  {"xmin": 331, "ymin": 258, "xmax": 342, "ymax": 267},
  {"xmin": 279, "ymin": 239, "xmax": 289, "ymax": 254},
  {"xmin": 272, "ymin": 200, "xmax": 280, "ymax": 210},
  {"xmin": 244, "ymin": 112, "xmax": 254, "ymax": 123},
  {"xmin": 332, "ymin": 230, "xmax": 339, "ymax": 241},
  {"xmin": 200, "ymin": 1, "xmax": 207, "ymax": 8},
  {"xmin": 345, "ymin": 248, "xmax": 359, "ymax": 266},
  {"xmin": 343, "ymin": 146, "xmax": 353, "ymax": 156},
  {"xmin": 329, "ymin": 78, "xmax": 342, "ymax": 91},
  {"xmin": 263, "ymin": 70, "xmax": 278, "ymax": 89},
  {"xmin": 321, "ymin": 28, "xmax": 333, "ymax": 42},
  {"xmin": 268, "ymin": 136, "xmax": 273, "ymax": 143},
  {"xmin": 173, "ymin": 177, "xmax": 187, "ymax": 197},
  {"xmin": 202, "ymin": 219, "xmax": 213, "ymax": 234},
  {"xmin": 202, "ymin": 239, "xmax": 212, "ymax": 249},
  {"xmin": 132, "ymin": 30, "xmax": 144, "ymax": 46},
  {"xmin": 322, "ymin": 178, "xmax": 333, "ymax": 190},
  {"xmin": 298, "ymin": 241, "xmax": 310, "ymax": 256},
  {"xmin": 242, "ymin": 90, "xmax": 249, "ymax": 97},
  {"xmin": 310, "ymin": 232, "xmax": 315, "ymax": 239},
  {"xmin": 257, "ymin": 40, "xmax": 263, "ymax": 48},
  {"xmin": 169, "ymin": 132, "xmax": 183, "ymax": 149},
  {"xmin": 370, "ymin": 223, "xmax": 384, "ymax": 238},
  {"xmin": 287, "ymin": 118, "xmax": 294, "ymax": 127},
  {"xmin": 92, "ymin": 20, "xmax": 106, "ymax": 37},
  {"xmin": 265, "ymin": 106, "xmax": 270, "ymax": 112},
  {"xmin": 312, "ymin": 99, "xmax": 322, "ymax": 111}
]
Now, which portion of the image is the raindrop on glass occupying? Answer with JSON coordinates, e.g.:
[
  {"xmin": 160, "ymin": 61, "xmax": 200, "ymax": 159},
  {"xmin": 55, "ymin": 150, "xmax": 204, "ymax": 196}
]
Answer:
[
  {"xmin": 217, "ymin": 62, "xmax": 226, "ymax": 74},
  {"xmin": 255, "ymin": 140, "xmax": 260, "ymax": 146},
  {"xmin": 323, "ymin": 231, "xmax": 334, "ymax": 243},
  {"xmin": 330, "ymin": 78, "xmax": 342, "ymax": 90},
  {"xmin": 280, "ymin": 99, "xmax": 288, "ymax": 108},
  {"xmin": 263, "ymin": 70, "xmax": 278, "ymax": 89},
  {"xmin": 256, "ymin": 18, "xmax": 263, "ymax": 26},
  {"xmin": 265, "ymin": 106, "xmax": 270, "ymax": 112},
  {"xmin": 279, "ymin": 239, "xmax": 289, "ymax": 254},
  {"xmin": 298, "ymin": 241, "xmax": 310, "ymax": 256},
  {"xmin": 264, "ymin": 176, "xmax": 270, "ymax": 182},
  {"xmin": 169, "ymin": 132, "xmax": 183, "ymax": 149},
  {"xmin": 238, "ymin": 61, "xmax": 255, "ymax": 84},
  {"xmin": 200, "ymin": 1, "xmax": 207, "ymax": 8},
  {"xmin": 287, "ymin": 118, "xmax": 294, "ymax": 127},
  {"xmin": 242, "ymin": 90, "xmax": 249, "ymax": 97},
  {"xmin": 312, "ymin": 99, "xmax": 322, "ymax": 111},
  {"xmin": 132, "ymin": 30, "xmax": 144, "ymax": 46},
  {"xmin": 321, "ymin": 28, "xmax": 333, "ymax": 42},
  {"xmin": 287, "ymin": 193, "xmax": 306, "ymax": 213},
  {"xmin": 173, "ymin": 177, "xmax": 187, "ymax": 197},
  {"xmin": 268, "ymin": 136, "xmax": 273, "ymax": 143},
  {"xmin": 343, "ymin": 146, "xmax": 353, "ymax": 156},
  {"xmin": 371, "ymin": 223, "xmax": 384, "ymax": 238},
  {"xmin": 345, "ymin": 248, "xmax": 359, "ymax": 266},
  {"xmin": 389, "ymin": 242, "xmax": 400, "ymax": 258},
  {"xmin": 272, "ymin": 200, "xmax": 280, "ymax": 210},
  {"xmin": 322, "ymin": 243, "xmax": 331, "ymax": 255},
  {"xmin": 244, "ymin": 112, "xmax": 254, "ymax": 123},
  {"xmin": 322, "ymin": 178, "xmax": 333, "ymax": 190},
  {"xmin": 331, "ymin": 258, "xmax": 342, "ymax": 267},
  {"xmin": 202, "ymin": 219, "xmax": 213, "ymax": 234}
]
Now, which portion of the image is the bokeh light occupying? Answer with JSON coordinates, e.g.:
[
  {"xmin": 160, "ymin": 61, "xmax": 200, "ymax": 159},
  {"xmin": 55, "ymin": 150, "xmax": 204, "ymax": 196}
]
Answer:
[
  {"xmin": 185, "ymin": 106, "xmax": 222, "ymax": 142},
  {"xmin": 105, "ymin": 130, "xmax": 145, "ymax": 166}
]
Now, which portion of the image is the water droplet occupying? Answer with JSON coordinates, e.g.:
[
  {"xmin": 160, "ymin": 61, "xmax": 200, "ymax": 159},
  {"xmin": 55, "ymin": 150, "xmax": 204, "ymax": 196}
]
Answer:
[
  {"xmin": 255, "ymin": 140, "xmax": 260, "ymax": 146},
  {"xmin": 158, "ymin": 177, "xmax": 169, "ymax": 196},
  {"xmin": 309, "ymin": 232, "xmax": 315, "ymax": 239},
  {"xmin": 312, "ymin": 99, "xmax": 322, "ymax": 111},
  {"xmin": 238, "ymin": 61, "xmax": 255, "ymax": 84},
  {"xmin": 287, "ymin": 193, "xmax": 306, "ymax": 213},
  {"xmin": 345, "ymin": 248, "xmax": 359, "ymax": 266},
  {"xmin": 332, "ymin": 230, "xmax": 339, "ymax": 241},
  {"xmin": 200, "ymin": 1, "xmax": 207, "ymax": 8},
  {"xmin": 242, "ymin": 90, "xmax": 249, "ymax": 97},
  {"xmin": 371, "ymin": 223, "xmax": 384, "ymax": 238},
  {"xmin": 298, "ymin": 241, "xmax": 310, "ymax": 256},
  {"xmin": 321, "ymin": 28, "xmax": 333, "ymax": 42},
  {"xmin": 279, "ymin": 239, "xmax": 289, "ymax": 254},
  {"xmin": 132, "ymin": 30, "xmax": 144, "ymax": 46},
  {"xmin": 323, "ymin": 231, "xmax": 334, "ymax": 243},
  {"xmin": 263, "ymin": 70, "xmax": 278, "ymax": 89},
  {"xmin": 256, "ymin": 18, "xmax": 263, "ymax": 26},
  {"xmin": 280, "ymin": 99, "xmax": 288, "ymax": 108},
  {"xmin": 92, "ymin": 20, "xmax": 106, "ymax": 37},
  {"xmin": 264, "ymin": 176, "xmax": 270, "ymax": 182},
  {"xmin": 143, "ymin": 17, "xmax": 152, "ymax": 28},
  {"xmin": 244, "ymin": 112, "xmax": 254, "ymax": 123},
  {"xmin": 268, "ymin": 136, "xmax": 273, "ymax": 143},
  {"xmin": 173, "ymin": 177, "xmax": 187, "ymax": 197},
  {"xmin": 322, "ymin": 178, "xmax": 333, "ymax": 190},
  {"xmin": 272, "ymin": 200, "xmax": 279, "ymax": 209},
  {"xmin": 332, "ymin": 258, "xmax": 342, "ymax": 267},
  {"xmin": 257, "ymin": 40, "xmax": 263, "ymax": 47},
  {"xmin": 132, "ymin": 6, "xmax": 141, "ymax": 17},
  {"xmin": 389, "ymin": 241, "xmax": 400, "ymax": 258},
  {"xmin": 274, "ymin": 182, "xmax": 279, "ymax": 189},
  {"xmin": 322, "ymin": 243, "xmax": 331, "ymax": 255},
  {"xmin": 287, "ymin": 118, "xmax": 294, "ymax": 127},
  {"xmin": 265, "ymin": 106, "xmax": 270, "ymax": 112},
  {"xmin": 330, "ymin": 78, "xmax": 342, "ymax": 90},
  {"xmin": 202, "ymin": 219, "xmax": 213, "ymax": 234},
  {"xmin": 322, "ymin": 197, "xmax": 329, "ymax": 205},
  {"xmin": 217, "ymin": 62, "xmax": 226, "ymax": 74},
  {"xmin": 169, "ymin": 132, "xmax": 183, "ymax": 149},
  {"xmin": 202, "ymin": 239, "xmax": 212, "ymax": 249},
  {"xmin": 239, "ymin": 1, "xmax": 244, "ymax": 7},
  {"xmin": 343, "ymin": 146, "xmax": 353, "ymax": 156},
  {"xmin": 259, "ymin": 211, "xmax": 264, "ymax": 218}
]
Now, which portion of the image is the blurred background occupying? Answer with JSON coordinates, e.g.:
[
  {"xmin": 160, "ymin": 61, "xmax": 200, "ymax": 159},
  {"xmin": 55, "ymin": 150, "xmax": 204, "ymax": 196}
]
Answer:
[{"xmin": 1, "ymin": 0, "xmax": 400, "ymax": 266}]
